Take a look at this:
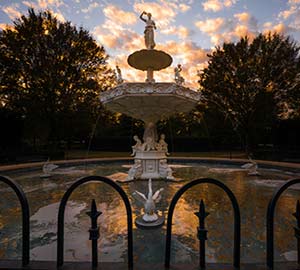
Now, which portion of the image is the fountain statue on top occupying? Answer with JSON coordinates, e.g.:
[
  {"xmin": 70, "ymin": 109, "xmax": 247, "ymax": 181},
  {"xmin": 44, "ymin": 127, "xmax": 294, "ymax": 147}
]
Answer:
[
  {"xmin": 100, "ymin": 12, "xmax": 201, "ymax": 181},
  {"xmin": 140, "ymin": 11, "xmax": 156, "ymax": 50}
]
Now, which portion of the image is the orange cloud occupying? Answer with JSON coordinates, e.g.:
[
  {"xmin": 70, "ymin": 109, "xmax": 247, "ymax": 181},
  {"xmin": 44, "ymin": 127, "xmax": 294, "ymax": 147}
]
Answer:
[
  {"xmin": 179, "ymin": 3, "xmax": 191, "ymax": 12},
  {"xmin": 263, "ymin": 22, "xmax": 295, "ymax": 35},
  {"xmin": 133, "ymin": 2, "xmax": 176, "ymax": 27},
  {"xmin": 234, "ymin": 12, "xmax": 251, "ymax": 23},
  {"xmin": 103, "ymin": 5, "xmax": 137, "ymax": 25},
  {"xmin": 2, "ymin": 4, "xmax": 22, "ymax": 20},
  {"xmin": 161, "ymin": 25, "xmax": 191, "ymax": 39},
  {"xmin": 195, "ymin": 18, "xmax": 224, "ymax": 34},
  {"xmin": 202, "ymin": 0, "xmax": 236, "ymax": 12}
]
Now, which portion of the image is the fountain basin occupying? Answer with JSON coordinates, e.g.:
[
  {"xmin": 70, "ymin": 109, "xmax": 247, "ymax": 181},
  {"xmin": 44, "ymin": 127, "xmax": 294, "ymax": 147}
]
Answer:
[
  {"xmin": 0, "ymin": 158, "xmax": 300, "ymax": 265},
  {"xmin": 100, "ymin": 83, "xmax": 201, "ymax": 122}
]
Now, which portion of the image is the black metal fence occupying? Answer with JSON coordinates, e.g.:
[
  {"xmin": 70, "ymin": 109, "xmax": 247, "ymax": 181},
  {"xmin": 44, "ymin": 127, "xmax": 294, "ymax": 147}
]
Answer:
[{"xmin": 0, "ymin": 175, "xmax": 299, "ymax": 269}]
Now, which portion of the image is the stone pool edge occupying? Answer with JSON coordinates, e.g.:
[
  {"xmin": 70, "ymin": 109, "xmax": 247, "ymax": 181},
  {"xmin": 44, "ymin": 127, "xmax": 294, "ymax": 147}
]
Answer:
[{"xmin": 0, "ymin": 157, "xmax": 299, "ymax": 174}]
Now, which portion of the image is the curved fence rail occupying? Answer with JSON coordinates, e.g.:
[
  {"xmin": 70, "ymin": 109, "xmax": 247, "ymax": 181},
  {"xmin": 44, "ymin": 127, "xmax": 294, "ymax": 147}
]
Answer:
[
  {"xmin": 0, "ymin": 175, "xmax": 30, "ymax": 266},
  {"xmin": 164, "ymin": 177, "xmax": 241, "ymax": 269},
  {"xmin": 56, "ymin": 175, "xmax": 134, "ymax": 269},
  {"xmin": 267, "ymin": 178, "xmax": 300, "ymax": 269}
]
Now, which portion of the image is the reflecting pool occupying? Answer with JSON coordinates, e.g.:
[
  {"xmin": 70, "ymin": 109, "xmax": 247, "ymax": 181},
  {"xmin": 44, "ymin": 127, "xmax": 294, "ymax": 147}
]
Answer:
[{"xmin": 0, "ymin": 162, "xmax": 300, "ymax": 265}]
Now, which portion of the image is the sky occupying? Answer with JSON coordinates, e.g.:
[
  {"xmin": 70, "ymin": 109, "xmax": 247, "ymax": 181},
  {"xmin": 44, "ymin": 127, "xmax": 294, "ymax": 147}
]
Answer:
[{"xmin": 0, "ymin": 0, "xmax": 300, "ymax": 89}]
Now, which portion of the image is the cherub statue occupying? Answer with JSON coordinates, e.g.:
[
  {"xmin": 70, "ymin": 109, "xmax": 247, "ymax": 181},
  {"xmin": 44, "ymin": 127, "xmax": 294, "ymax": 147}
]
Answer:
[
  {"xmin": 140, "ymin": 11, "xmax": 156, "ymax": 50},
  {"xmin": 115, "ymin": 65, "xmax": 123, "ymax": 84},
  {"xmin": 159, "ymin": 159, "xmax": 175, "ymax": 180},
  {"xmin": 174, "ymin": 64, "xmax": 185, "ymax": 85},
  {"xmin": 131, "ymin": 135, "xmax": 143, "ymax": 156},
  {"xmin": 133, "ymin": 179, "xmax": 163, "ymax": 222},
  {"xmin": 156, "ymin": 134, "xmax": 169, "ymax": 155},
  {"xmin": 126, "ymin": 159, "xmax": 142, "ymax": 181},
  {"xmin": 142, "ymin": 137, "xmax": 156, "ymax": 151}
]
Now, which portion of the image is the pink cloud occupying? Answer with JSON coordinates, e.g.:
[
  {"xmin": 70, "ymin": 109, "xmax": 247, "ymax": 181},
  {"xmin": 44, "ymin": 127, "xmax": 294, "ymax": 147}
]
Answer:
[
  {"xmin": 103, "ymin": 5, "xmax": 137, "ymax": 25},
  {"xmin": 2, "ymin": 4, "xmax": 22, "ymax": 20},
  {"xmin": 202, "ymin": 0, "xmax": 236, "ymax": 12}
]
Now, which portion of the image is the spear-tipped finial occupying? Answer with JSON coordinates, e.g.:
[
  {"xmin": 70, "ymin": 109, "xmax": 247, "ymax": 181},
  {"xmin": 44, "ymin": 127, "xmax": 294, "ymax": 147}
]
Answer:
[
  {"xmin": 194, "ymin": 199, "xmax": 210, "ymax": 225},
  {"xmin": 86, "ymin": 199, "xmax": 102, "ymax": 221}
]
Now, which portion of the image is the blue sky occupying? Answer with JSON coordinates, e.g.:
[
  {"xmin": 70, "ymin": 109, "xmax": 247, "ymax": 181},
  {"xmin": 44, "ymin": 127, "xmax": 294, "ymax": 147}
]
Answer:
[{"xmin": 1, "ymin": 0, "xmax": 300, "ymax": 88}]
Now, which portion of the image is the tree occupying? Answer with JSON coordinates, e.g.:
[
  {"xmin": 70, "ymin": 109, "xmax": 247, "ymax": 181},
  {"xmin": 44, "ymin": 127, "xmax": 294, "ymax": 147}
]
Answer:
[
  {"xmin": 199, "ymin": 33, "xmax": 300, "ymax": 153},
  {"xmin": 0, "ymin": 8, "xmax": 115, "ymax": 150}
]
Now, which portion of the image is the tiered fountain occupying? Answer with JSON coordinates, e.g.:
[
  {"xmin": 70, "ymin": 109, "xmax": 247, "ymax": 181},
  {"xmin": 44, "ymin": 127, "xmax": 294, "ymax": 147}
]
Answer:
[{"xmin": 100, "ymin": 12, "xmax": 201, "ymax": 181}]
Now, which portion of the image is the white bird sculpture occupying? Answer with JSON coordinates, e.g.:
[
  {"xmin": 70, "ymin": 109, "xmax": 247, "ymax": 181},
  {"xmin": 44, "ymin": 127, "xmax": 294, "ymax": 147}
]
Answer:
[
  {"xmin": 133, "ymin": 179, "xmax": 163, "ymax": 222},
  {"xmin": 241, "ymin": 157, "xmax": 260, "ymax": 176},
  {"xmin": 40, "ymin": 158, "xmax": 59, "ymax": 178}
]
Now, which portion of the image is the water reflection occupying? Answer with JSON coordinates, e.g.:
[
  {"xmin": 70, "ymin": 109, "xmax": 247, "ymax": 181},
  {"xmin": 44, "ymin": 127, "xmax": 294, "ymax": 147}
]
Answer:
[{"xmin": 0, "ymin": 162, "xmax": 299, "ymax": 265}]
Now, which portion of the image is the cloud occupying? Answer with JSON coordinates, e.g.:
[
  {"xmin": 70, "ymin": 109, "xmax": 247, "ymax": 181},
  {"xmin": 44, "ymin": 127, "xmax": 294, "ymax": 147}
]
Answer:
[
  {"xmin": 278, "ymin": 5, "xmax": 297, "ymax": 19},
  {"xmin": 106, "ymin": 39, "xmax": 210, "ymax": 89},
  {"xmin": 160, "ymin": 25, "xmax": 191, "ymax": 39},
  {"xmin": 179, "ymin": 3, "xmax": 191, "ymax": 12},
  {"xmin": 103, "ymin": 5, "xmax": 137, "ymax": 25},
  {"xmin": 288, "ymin": 0, "xmax": 300, "ymax": 4},
  {"xmin": 22, "ymin": 0, "xmax": 66, "ymax": 22},
  {"xmin": 2, "ymin": 4, "xmax": 22, "ymax": 20},
  {"xmin": 234, "ymin": 12, "xmax": 250, "ymax": 23},
  {"xmin": 0, "ymin": 23, "xmax": 13, "ymax": 30},
  {"xmin": 202, "ymin": 0, "xmax": 236, "ymax": 12},
  {"xmin": 39, "ymin": 0, "xmax": 64, "ymax": 8},
  {"xmin": 51, "ymin": 11, "xmax": 65, "ymax": 22},
  {"xmin": 263, "ymin": 22, "xmax": 295, "ymax": 35},
  {"xmin": 82, "ymin": 2, "xmax": 100, "ymax": 13},
  {"xmin": 195, "ymin": 18, "xmax": 224, "ymax": 34},
  {"xmin": 195, "ymin": 12, "xmax": 259, "ymax": 46},
  {"xmin": 93, "ymin": 20, "xmax": 143, "ymax": 52},
  {"xmin": 133, "ymin": 1, "xmax": 177, "ymax": 27}
]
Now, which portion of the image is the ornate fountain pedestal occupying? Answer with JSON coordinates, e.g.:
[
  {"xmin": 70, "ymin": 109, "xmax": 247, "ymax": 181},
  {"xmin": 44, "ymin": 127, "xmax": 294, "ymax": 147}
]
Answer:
[
  {"xmin": 100, "ymin": 82, "xmax": 200, "ymax": 180},
  {"xmin": 135, "ymin": 150, "xmax": 174, "ymax": 180},
  {"xmin": 99, "ymin": 18, "xmax": 201, "ymax": 181}
]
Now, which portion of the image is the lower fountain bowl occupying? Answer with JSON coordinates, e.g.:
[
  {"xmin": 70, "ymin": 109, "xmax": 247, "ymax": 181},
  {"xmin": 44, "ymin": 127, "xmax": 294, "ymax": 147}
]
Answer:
[{"xmin": 135, "ymin": 215, "xmax": 165, "ymax": 229}]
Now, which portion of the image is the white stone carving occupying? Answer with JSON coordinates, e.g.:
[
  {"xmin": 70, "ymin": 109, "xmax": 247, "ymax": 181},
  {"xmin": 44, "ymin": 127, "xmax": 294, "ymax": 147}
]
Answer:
[
  {"xmin": 156, "ymin": 134, "xmax": 169, "ymax": 155},
  {"xmin": 126, "ymin": 159, "xmax": 142, "ymax": 181},
  {"xmin": 140, "ymin": 11, "xmax": 156, "ymax": 50},
  {"xmin": 131, "ymin": 135, "xmax": 143, "ymax": 156},
  {"xmin": 159, "ymin": 159, "xmax": 175, "ymax": 180},
  {"xmin": 133, "ymin": 179, "xmax": 163, "ymax": 222}
]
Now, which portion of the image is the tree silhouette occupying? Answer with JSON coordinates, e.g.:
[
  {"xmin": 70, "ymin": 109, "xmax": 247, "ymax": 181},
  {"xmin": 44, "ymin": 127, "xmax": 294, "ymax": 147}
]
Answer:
[
  {"xmin": 0, "ymin": 8, "xmax": 115, "ymax": 149},
  {"xmin": 199, "ymin": 33, "xmax": 300, "ymax": 153}
]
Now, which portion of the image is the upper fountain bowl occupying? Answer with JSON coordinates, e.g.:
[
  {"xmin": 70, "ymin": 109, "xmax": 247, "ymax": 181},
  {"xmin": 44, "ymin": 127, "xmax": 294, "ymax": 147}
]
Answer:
[
  {"xmin": 128, "ymin": 49, "xmax": 172, "ymax": 71},
  {"xmin": 100, "ymin": 82, "xmax": 201, "ymax": 123}
]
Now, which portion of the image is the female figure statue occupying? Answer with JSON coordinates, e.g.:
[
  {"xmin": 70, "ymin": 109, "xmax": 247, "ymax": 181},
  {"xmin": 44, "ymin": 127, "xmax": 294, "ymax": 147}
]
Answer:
[{"xmin": 140, "ymin": 11, "xmax": 156, "ymax": 49}]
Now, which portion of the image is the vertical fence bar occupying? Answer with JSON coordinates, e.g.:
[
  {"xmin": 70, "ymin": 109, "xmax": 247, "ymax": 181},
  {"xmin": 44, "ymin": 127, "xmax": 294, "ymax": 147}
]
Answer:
[
  {"xmin": 86, "ymin": 199, "xmax": 102, "ymax": 268},
  {"xmin": 267, "ymin": 178, "xmax": 300, "ymax": 269},
  {"xmin": 194, "ymin": 199, "xmax": 209, "ymax": 269},
  {"xmin": 0, "ymin": 176, "xmax": 30, "ymax": 266}
]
